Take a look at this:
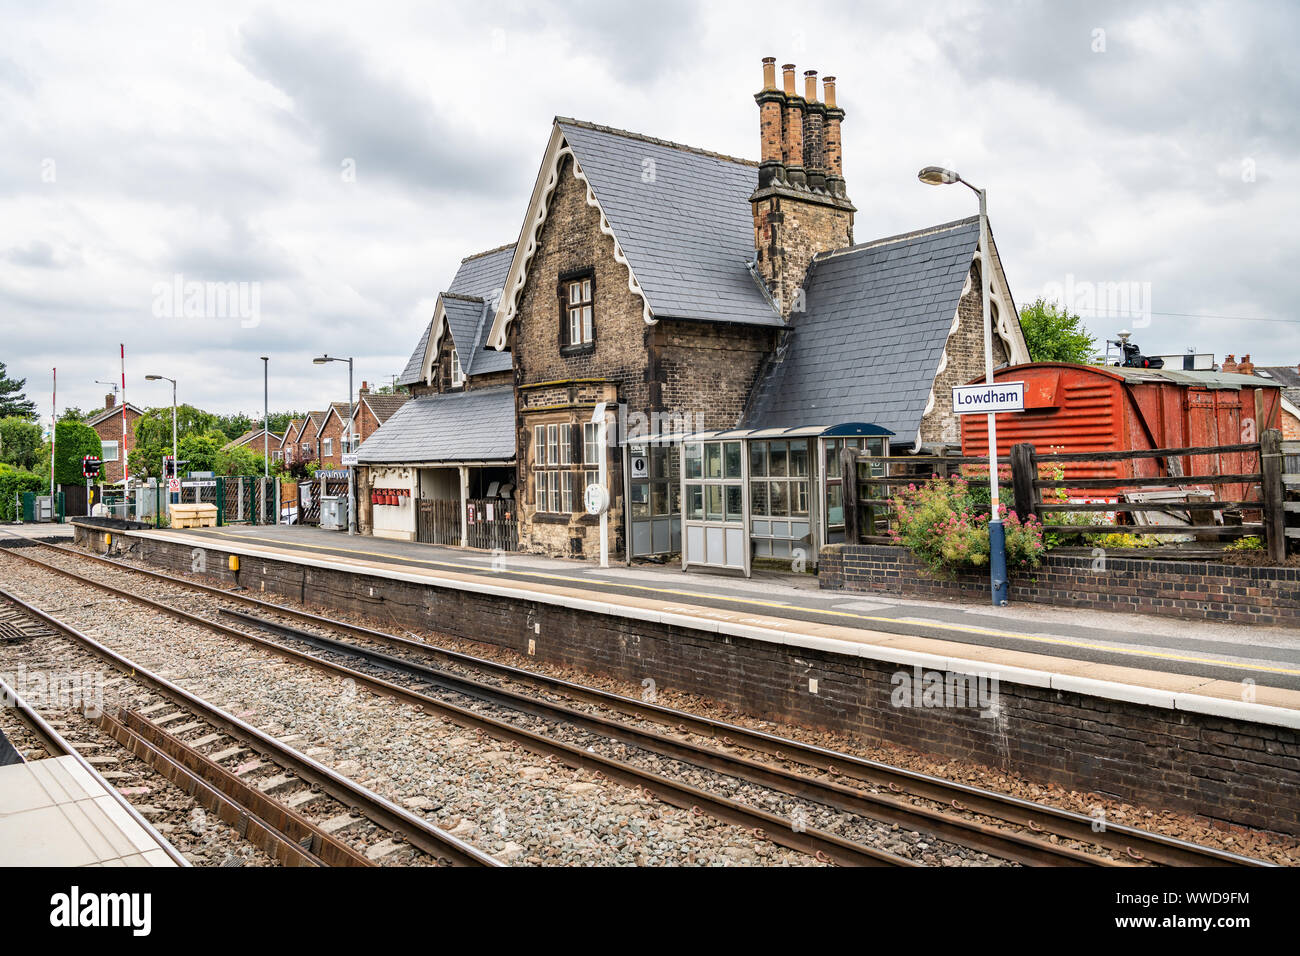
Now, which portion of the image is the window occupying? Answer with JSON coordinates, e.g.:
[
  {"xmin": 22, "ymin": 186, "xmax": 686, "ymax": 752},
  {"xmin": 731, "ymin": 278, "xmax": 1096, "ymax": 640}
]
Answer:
[
  {"xmin": 583, "ymin": 422, "xmax": 599, "ymax": 465},
  {"xmin": 533, "ymin": 422, "xmax": 585, "ymax": 514},
  {"xmin": 101, "ymin": 440, "xmax": 119, "ymax": 462},
  {"xmin": 451, "ymin": 348, "xmax": 464, "ymax": 387},
  {"xmin": 560, "ymin": 275, "xmax": 594, "ymax": 347},
  {"xmin": 683, "ymin": 440, "xmax": 744, "ymax": 525},
  {"xmin": 824, "ymin": 437, "xmax": 887, "ymax": 542},
  {"xmin": 323, "ymin": 438, "xmax": 333, "ymax": 457}
]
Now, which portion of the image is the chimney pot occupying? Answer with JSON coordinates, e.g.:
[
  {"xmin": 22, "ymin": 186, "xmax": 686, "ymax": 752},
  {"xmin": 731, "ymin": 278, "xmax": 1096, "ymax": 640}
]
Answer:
[
  {"xmin": 782, "ymin": 64, "xmax": 797, "ymax": 96},
  {"xmin": 804, "ymin": 69, "xmax": 819, "ymax": 103},
  {"xmin": 761, "ymin": 56, "xmax": 777, "ymax": 90},
  {"xmin": 823, "ymin": 75, "xmax": 837, "ymax": 109}
]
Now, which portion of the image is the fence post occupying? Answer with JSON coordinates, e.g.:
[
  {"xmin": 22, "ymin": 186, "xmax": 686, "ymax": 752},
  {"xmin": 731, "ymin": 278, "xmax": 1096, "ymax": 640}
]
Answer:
[
  {"xmin": 841, "ymin": 445, "xmax": 859, "ymax": 544},
  {"xmin": 216, "ymin": 476, "xmax": 225, "ymax": 526},
  {"xmin": 1010, "ymin": 443, "xmax": 1038, "ymax": 522},
  {"xmin": 1261, "ymin": 428, "xmax": 1286, "ymax": 563}
]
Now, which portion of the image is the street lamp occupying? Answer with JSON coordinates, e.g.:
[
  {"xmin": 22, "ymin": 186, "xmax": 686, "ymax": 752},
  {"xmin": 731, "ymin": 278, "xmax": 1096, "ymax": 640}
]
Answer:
[
  {"xmin": 144, "ymin": 374, "xmax": 178, "ymax": 504},
  {"xmin": 918, "ymin": 165, "xmax": 1008, "ymax": 606},
  {"xmin": 312, "ymin": 354, "xmax": 355, "ymax": 535}
]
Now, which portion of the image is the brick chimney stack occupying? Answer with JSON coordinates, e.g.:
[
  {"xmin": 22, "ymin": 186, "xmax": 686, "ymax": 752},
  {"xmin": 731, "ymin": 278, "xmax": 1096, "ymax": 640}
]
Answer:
[
  {"xmin": 105, "ymin": 393, "xmax": 116, "ymax": 410},
  {"xmin": 1221, "ymin": 354, "xmax": 1238, "ymax": 373},
  {"xmin": 359, "ymin": 381, "xmax": 370, "ymax": 395},
  {"xmin": 1237, "ymin": 354, "xmax": 1254, "ymax": 376},
  {"xmin": 751, "ymin": 57, "xmax": 856, "ymax": 318},
  {"xmin": 802, "ymin": 71, "xmax": 826, "ymax": 191}
]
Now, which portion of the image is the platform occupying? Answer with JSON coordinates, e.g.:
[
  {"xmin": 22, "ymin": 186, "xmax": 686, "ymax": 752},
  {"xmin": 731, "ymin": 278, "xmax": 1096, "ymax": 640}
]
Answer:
[
  {"xmin": 0, "ymin": 756, "xmax": 180, "ymax": 866},
  {"xmin": 100, "ymin": 524, "xmax": 1300, "ymax": 723}
]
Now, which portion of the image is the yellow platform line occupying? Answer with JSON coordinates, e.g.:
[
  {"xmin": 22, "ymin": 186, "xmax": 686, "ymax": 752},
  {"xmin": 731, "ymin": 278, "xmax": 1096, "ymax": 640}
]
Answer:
[{"xmin": 170, "ymin": 528, "xmax": 1300, "ymax": 679}]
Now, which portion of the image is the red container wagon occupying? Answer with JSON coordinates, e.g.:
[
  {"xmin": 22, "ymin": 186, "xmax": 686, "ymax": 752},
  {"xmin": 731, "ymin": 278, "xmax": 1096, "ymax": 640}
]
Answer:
[{"xmin": 960, "ymin": 363, "xmax": 1283, "ymax": 502}]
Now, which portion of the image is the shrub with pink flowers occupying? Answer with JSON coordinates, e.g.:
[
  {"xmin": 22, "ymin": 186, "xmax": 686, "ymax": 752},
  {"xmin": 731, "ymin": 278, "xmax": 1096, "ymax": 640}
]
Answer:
[{"xmin": 888, "ymin": 475, "xmax": 1046, "ymax": 576}]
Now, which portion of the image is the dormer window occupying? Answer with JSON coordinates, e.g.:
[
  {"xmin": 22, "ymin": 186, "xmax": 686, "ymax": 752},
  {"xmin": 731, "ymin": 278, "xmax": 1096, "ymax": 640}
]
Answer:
[
  {"xmin": 560, "ymin": 273, "xmax": 594, "ymax": 348},
  {"xmin": 451, "ymin": 348, "xmax": 465, "ymax": 387}
]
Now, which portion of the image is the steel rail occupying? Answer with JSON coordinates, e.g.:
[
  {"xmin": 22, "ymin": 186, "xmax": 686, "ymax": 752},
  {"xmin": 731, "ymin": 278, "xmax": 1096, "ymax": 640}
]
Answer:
[
  {"xmin": 0, "ymin": 671, "xmax": 192, "ymax": 867},
  {"xmin": 225, "ymin": 608, "xmax": 1112, "ymax": 866},
  {"xmin": 3, "ymin": 535, "xmax": 1275, "ymax": 867},
  {"xmin": 0, "ymin": 583, "xmax": 498, "ymax": 867},
  {"xmin": 0, "ymin": 545, "xmax": 909, "ymax": 867}
]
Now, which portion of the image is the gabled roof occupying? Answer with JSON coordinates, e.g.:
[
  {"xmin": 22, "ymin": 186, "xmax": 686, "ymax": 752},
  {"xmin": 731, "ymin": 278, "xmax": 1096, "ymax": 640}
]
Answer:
[
  {"xmin": 1253, "ymin": 366, "xmax": 1300, "ymax": 410},
  {"xmin": 743, "ymin": 217, "xmax": 986, "ymax": 443},
  {"xmin": 84, "ymin": 402, "xmax": 145, "ymax": 427},
  {"xmin": 398, "ymin": 245, "xmax": 515, "ymax": 386},
  {"xmin": 355, "ymin": 387, "xmax": 516, "ymax": 464},
  {"xmin": 223, "ymin": 427, "xmax": 282, "ymax": 450},
  {"xmin": 279, "ymin": 419, "xmax": 304, "ymax": 446},
  {"xmin": 556, "ymin": 119, "xmax": 779, "ymax": 327},
  {"xmin": 487, "ymin": 119, "xmax": 781, "ymax": 348},
  {"xmin": 360, "ymin": 392, "xmax": 409, "ymax": 424}
]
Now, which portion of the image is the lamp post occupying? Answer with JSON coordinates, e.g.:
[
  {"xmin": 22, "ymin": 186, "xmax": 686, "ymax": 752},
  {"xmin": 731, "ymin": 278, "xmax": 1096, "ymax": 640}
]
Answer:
[
  {"xmin": 144, "ymin": 374, "xmax": 178, "ymax": 504},
  {"xmin": 918, "ymin": 165, "xmax": 1008, "ymax": 606},
  {"xmin": 261, "ymin": 357, "xmax": 269, "ymax": 479},
  {"xmin": 313, "ymin": 354, "xmax": 355, "ymax": 535}
]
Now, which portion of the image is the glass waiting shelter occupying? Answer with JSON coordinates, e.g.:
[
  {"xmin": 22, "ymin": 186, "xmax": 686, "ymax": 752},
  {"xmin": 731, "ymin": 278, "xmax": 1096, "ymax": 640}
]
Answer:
[{"xmin": 672, "ymin": 423, "xmax": 892, "ymax": 576}]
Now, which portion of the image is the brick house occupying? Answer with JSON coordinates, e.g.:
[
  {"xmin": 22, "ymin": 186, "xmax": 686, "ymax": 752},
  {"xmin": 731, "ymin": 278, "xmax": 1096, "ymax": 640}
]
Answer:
[
  {"xmin": 277, "ymin": 418, "xmax": 305, "ymax": 465},
  {"xmin": 223, "ymin": 427, "xmax": 284, "ymax": 463},
  {"xmin": 84, "ymin": 395, "xmax": 144, "ymax": 484},
  {"xmin": 359, "ymin": 58, "xmax": 1029, "ymax": 568}
]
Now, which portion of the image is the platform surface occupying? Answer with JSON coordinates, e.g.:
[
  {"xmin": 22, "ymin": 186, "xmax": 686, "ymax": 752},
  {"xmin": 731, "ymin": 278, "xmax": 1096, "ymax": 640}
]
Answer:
[
  {"xmin": 103, "ymin": 524, "xmax": 1300, "ymax": 721},
  {"xmin": 0, "ymin": 756, "xmax": 179, "ymax": 867}
]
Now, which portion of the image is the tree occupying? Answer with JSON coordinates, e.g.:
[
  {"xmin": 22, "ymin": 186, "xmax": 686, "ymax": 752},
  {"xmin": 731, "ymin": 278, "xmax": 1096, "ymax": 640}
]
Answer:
[
  {"xmin": 129, "ymin": 404, "xmax": 221, "ymax": 478},
  {"xmin": 52, "ymin": 420, "xmax": 102, "ymax": 485},
  {"xmin": 0, "ymin": 362, "xmax": 36, "ymax": 420},
  {"xmin": 267, "ymin": 410, "xmax": 306, "ymax": 435},
  {"xmin": 176, "ymin": 431, "xmax": 225, "ymax": 475},
  {"xmin": 0, "ymin": 417, "xmax": 43, "ymax": 470},
  {"xmin": 215, "ymin": 412, "xmax": 256, "ymax": 441},
  {"xmin": 216, "ymin": 443, "xmax": 266, "ymax": 477},
  {"xmin": 1018, "ymin": 299, "xmax": 1099, "ymax": 364},
  {"xmin": 59, "ymin": 406, "xmax": 88, "ymax": 423}
]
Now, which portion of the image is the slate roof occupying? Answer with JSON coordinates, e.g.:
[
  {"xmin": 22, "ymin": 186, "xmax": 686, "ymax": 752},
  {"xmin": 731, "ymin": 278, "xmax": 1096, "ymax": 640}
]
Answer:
[
  {"xmin": 355, "ymin": 387, "xmax": 516, "ymax": 464},
  {"xmin": 397, "ymin": 245, "xmax": 515, "ymax": 386},
  {"xmin": 557, "ymin": 119, "xmax": 781, "ymax": 327},
  {"xmin": 742, "ymin": 217, "xmax": 982, "ymax": 444}
]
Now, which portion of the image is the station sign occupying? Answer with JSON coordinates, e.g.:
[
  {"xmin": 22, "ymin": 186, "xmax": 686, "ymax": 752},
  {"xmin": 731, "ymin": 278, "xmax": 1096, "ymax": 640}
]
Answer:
[
  {"xmin": 952, "ymin": 381, "xmax": 1025, "ymax": 415},
  {"xmin": 317, "ymin": 469, "xmax": 349, "ymax": 479},
  {"xmin": 341, "ymin": 453, "xmax": 359, "ymax": 467}
]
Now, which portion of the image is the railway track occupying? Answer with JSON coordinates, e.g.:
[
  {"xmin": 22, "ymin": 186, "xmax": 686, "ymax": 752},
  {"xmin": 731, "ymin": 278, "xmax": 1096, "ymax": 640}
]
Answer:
[
  {"xmin": 0, "ymin": 583, "xmax": 498, "ymax": 867},
  {"xmin": 0, "ymin": 534, "xmax": 1274, "ymax": 867}
]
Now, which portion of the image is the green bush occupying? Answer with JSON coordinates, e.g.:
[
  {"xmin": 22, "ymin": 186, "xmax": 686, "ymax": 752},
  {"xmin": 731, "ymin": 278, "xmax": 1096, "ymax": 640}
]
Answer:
[
  {"xmin": 889, "ymin": 475, "xmax": 1046, "ymax": 576},
  {"xmin": 52, "ymin": 420, "xmax": 102, "ymax": 485},
  {"xmin": 1225, "ymin": 536, "xmax": 1264, "ymax": 552},
  {"xmin": 0, "ymin": 463, "xmax": 45, "ymax": 522}
]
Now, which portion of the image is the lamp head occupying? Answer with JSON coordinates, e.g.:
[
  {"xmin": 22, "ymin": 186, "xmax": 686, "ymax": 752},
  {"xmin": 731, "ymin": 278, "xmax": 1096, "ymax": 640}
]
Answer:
[
  {"xmin": 145, "ymin": 375, "xmax": 162, "ymax": 381},
  {"xmin": 918, "ymin": 165, "xmax": 960, "ymax": 186},
  {"xmin": 313, "ymin": 356, "xmax": 329, "ymax": 365}
]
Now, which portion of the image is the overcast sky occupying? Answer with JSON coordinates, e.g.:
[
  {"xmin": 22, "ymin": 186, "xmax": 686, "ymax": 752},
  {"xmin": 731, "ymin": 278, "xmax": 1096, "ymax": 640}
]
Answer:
[{"xmin": 2, "ymin": 0, "xmax": 1297, "ymax": 420}]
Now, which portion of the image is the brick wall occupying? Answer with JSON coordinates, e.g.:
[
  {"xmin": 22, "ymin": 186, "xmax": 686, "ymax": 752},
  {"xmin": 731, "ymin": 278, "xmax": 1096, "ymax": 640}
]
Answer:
[
  {"xmin": 96, "ymin": 527, "xmax": 1300, "ymax": 835},
  {"xmin": 656, "ymin": 320, "xmax": 774, "ymax": 430},
  {"xmin": 920, "ymin": 262, "xmax": 1013, "ymax": 447},
  {"xmin": 820, "ymin": 544, "xmax": 1300, "ymax": 627},
  {"xmin": 751, "ymin": 192, "xmax": 853, "ymax": 318}
]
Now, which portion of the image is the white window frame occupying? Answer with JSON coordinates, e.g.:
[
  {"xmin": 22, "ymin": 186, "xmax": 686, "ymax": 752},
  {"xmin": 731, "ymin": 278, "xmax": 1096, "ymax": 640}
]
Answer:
[
  {"xmin": 566, "ymin": 278, "xmax": 594, "ymax": 346},
  {"xmin": 451, "ymin": 348, "xmax": 464, "ymax": 387},
  {"xmin": 101, "ymin": 440, "xmax": 119, "ymax": 462},
  {"xmin": 583, "ymin": 422, "xmax": 599, "ymax": 465},
  {"xmin": 323, "ymin": 438, "xmax": 333, "ymax": 457}
]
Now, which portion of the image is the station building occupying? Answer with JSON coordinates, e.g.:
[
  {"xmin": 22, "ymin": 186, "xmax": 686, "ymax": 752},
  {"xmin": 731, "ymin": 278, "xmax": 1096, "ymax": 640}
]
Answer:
[{"xmin": 356, "ymin": 59, "xmax": 1030, "ymax": 571}]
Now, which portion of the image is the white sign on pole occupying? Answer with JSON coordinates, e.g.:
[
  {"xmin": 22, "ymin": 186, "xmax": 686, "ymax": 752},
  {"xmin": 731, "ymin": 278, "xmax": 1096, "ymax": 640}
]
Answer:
[
  {"xmin": 629, "ymin": 454, "xmax": 648, "ymax": 479},
  {"xmin": 167, "ymin": 478, "xmax": 181, "ymax": 494},
  {"xmin": 341, "ymin": 453, "xmax": 359, "ymax": 467},
  {"xmin": 952, "ymin": 381, "xmax": 1025, "ymax": 415}
]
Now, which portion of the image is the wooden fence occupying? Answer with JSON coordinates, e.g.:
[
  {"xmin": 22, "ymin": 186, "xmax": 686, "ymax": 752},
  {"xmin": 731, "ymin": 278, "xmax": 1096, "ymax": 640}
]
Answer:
[{"xmin": 843, "ymin": 429, "xmax": 1291, "ymax": 562}]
